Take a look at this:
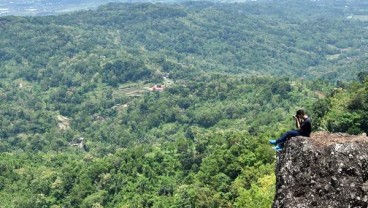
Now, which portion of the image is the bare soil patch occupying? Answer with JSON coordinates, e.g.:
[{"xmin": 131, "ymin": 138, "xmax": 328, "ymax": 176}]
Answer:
[{"xmin": 309, "ymin": 131, "xmax": 368, "ymax": 147}]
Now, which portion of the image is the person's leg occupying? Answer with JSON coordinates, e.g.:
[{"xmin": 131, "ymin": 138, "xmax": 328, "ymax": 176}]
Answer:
[{"xmin": 276, "ymin": 130, "xmax": 301, "ymax": 146}]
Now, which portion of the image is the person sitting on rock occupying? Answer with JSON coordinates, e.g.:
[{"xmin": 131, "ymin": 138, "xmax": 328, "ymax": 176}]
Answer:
[{"xmin": 269, "ymin": 109, "xmax": 311, "ymax": 152}]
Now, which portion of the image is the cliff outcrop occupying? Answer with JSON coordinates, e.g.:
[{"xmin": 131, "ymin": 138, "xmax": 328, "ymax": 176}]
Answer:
[{"xmin": 273, "ymin": 131, "xmax": 368, "ymax": 208}]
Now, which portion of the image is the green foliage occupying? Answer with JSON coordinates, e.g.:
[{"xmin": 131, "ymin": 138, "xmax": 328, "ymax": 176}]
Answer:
[
  {"xmin": 235, "ymin": 174, "xmax": 275, "ymax": 208},
  {"xmin": 102, "ymin": 59, "xmax": 152, "ymax": 87},
  {"xmin": 1, "ymin": 1, "xmax": 368, "ymax": 84},
  {"xmin": 313, "ymin": 73, "xmax": 368, "ymax": 134},
  {"xmin": 0, "ymin": 1, "xmax": 367, "ymax": 207}
]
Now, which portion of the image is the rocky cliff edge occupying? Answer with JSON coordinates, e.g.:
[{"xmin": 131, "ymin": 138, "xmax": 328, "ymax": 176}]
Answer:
[{"xmin": 273, "ymin": 131, "xmax": 368, "ymax": 208}]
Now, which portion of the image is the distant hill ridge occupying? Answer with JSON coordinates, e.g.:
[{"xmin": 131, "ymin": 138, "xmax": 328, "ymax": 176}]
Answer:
[{"xmin": 1, "ymin": 1, "xmax": 368, "ymax": 82}]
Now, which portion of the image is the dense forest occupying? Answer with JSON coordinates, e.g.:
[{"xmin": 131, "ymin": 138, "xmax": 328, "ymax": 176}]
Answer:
[{"xmin": 0, "ymin": 0, "xmax": 367, "ymax": 207}]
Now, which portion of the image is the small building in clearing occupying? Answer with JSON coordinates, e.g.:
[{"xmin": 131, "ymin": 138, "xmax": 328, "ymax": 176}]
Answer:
[{"xmin": 149, "ymin": 84, "xmax": 165, "ymax": 92}]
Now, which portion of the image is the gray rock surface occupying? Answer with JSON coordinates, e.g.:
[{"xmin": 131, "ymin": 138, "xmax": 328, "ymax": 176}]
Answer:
[{"xmin": 273, "ymin": 132, "xmax": 368, "ymax": 208}]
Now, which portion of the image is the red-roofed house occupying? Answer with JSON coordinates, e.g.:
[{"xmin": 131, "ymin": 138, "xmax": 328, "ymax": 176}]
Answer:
[{"xmin": 149, "ymin": 84, "xmax": 165, "ymax": 92}]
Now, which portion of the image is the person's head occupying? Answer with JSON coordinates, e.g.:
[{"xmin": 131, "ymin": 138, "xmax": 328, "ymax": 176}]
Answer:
[{"xmin": 295, "ymin": 109, "xmax": 305, "ymax": 119}]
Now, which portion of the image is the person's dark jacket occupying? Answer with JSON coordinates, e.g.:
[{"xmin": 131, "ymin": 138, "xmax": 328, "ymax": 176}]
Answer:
[{"xmin": 299, "ymin": 118, "xmax": 311, "ymax": 137}]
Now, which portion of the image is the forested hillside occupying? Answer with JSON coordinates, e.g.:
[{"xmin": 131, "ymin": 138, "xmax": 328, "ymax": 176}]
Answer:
[
  {"xmin": 1, "ymin": 1, "xmax": 368, "ymax": 82},
  {"xmin": 0, "ymin": 75, "xmax": 334, "ymax": 207},
  {"xmin": 312, "ymin": 72, "xmax": 368, "ymax": 135},
  {"xmin": 0, "ymin": 1, "xmax": 367, "ymax": 207}
]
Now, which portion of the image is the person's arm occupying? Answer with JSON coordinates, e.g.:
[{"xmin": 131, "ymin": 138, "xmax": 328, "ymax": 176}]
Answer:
[{"xmin": 294, "ymin": 116, "xmax": 301, "ymax": 129}]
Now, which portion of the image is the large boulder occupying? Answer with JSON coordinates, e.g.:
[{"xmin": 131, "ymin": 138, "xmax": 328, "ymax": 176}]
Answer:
[{"xmin": 273, "ymin": 131, "xmax": 368, "ymax": 208}]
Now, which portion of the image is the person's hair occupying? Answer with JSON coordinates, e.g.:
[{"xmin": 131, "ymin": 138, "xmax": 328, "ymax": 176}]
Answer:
[{"xmin": 296, "ymin": 109, "xmax": 305, "ymax": 116}]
